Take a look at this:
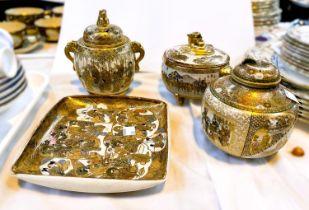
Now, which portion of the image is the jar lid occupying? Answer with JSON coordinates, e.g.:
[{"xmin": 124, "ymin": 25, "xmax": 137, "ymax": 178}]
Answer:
[
  {"xmin": 82, "ymin": 9, "xmax": 128, "ymax": 48},
  {"xmin": 163, "ymin": 32, "xmax": 230, "ymax": 73},
  {"xmin": 210, "ymin": 58, "xmax": 297, "ymax": 113},
  {"xmin": 231, "ymin": 57, "xmax": 281, "ymax": 88}
]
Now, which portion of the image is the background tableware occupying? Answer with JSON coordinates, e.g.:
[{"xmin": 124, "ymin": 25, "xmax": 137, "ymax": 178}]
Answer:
[
  {"xmin": 64, "ymin": 9, "xmax": 145, "ymax": 95},
  {"xmin": 12, "ymin": 95, "xmax": 168, "ymax": 193},
  {"xmin": 280, "ymin": 24, "xmax": 309, "ymax": 76},
  {"xmin": 273, "ymin": 54, "xmax": 309, "ymax": 90},
  {"xmin": 0, "ymin": 21, "xmax": 26, "ymax": 49},
  {"xmin": 271, "ymin": 22, "xmax": 309, "ymax": 124},
  {"xmin": 290, "ymin": 0, "xmax": 309, "ymax": 8},
  {"xmin": 0, "ymin": 28, "xmax": 14, "ymax": 49},
  {"xmin": 0, "ymin": 30, "xmax": 18, "ymax": 78},
  {"xmin": 35, "ymin": 17, "xmax": 62, "ymax": 42},
  {"xmin": 14, "ymin": 36, "xmax": 44, "ymax": 54},
  {"xmin": 52, "ymin": 6, "xmax": 64, "ymax": 17},
  {"xmin": 162, "ymin": 32, "xmax": 231, "ymax": 105},
  {"xmin": 0, "ymin": 47, "xmax": 18, "ymax": 78},
  {"xmin": 202, "ymin": 57, "xmax": 298, "ymax": 158},
  {"xmin": 0, "ymin": 65, "xmax": 27, "ymax": 110},
  {"xmin": 252, "ymin": 0, "xmax": 282, "ymax": 35},
  {"xmin": 0, "ymin": 72, "xmax": 49, "ymax": 168},
  {"xmin": 5, "ymin": 7, "xmax": 45, "ymax": 35}
]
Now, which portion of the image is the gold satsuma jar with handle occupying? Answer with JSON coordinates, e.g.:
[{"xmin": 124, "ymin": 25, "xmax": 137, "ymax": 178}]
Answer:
[
  {"xmin": 162, "ymin": 32, "xmax": 231, "ymax": 105},
  {"xmin": 202, "ymin": 57, "xmax": 298, "ymax": 158},
  {"xmin": 65, "ymin": 9, "xmax": 145, "ymax": 95}
]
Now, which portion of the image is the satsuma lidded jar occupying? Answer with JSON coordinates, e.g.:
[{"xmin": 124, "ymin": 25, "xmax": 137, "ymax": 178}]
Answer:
[
  {"xmin": 162, "ymin": 32, "xmax": 231, "ymax": 105},
  {"xmin": 202, "ymin": 57, "xmax": 298, "ymax": 158},
  {"xmin": 65, "ymin": 9, "xmax": 144, "ymax": 95}
]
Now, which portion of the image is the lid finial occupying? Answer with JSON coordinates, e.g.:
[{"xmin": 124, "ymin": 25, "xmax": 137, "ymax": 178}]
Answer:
[
  {"xmin": 187, "ymin": 32, "xmax": 214, "ymax": 55},
  {"xmin": 97, "ymin": 9, "xmax": 109, "ymax": 27},
  {"xmin": 188, "ymin": 32, "xmax": 205, "ymax": 48}
]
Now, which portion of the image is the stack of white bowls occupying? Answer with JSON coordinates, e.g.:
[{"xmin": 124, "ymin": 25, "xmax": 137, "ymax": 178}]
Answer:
[{"xmin": 0, "ymin": 29, "xmax": 27, "ymax": 112}]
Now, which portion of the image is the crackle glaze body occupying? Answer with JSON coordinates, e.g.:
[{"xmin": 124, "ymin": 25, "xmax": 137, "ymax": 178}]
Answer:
[
  {"xmin": 201, "ymin": 59, "xmax": 298, "ymax": 158},
  {"xmin": 73, "ymin": 40, "xmax": 135, "ymax": 95},
  {"xmin": 202, "ymin": 84, "xmax": 297, "ymax": 158},
  {"xmin": 161, "ymin": 32, "xmax": 230, "ymax": 104},
  {"xmin": 12, "ymin": 96, "xmax": 168, "ymax": 180},
  {"xmin": 64, "ymin": 10, "xmax": 144, "ymax": 96},
  {"xmin": 162, "ymin": 63, "xmax": 220, "ymax": 99}
]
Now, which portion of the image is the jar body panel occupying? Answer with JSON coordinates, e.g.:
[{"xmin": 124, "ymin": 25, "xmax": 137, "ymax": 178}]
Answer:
[
  {"xmin": 162, "ymin": 63, "xmax": 219, "ymax": 99},
  {"xmin": 202, "ymin": 88, "xmax": 297, "ymax": 158},
  {"xmin": 241, "ymin": 109, "xmax": 297, "ymax": 158},
  {"xmin": 74, "ymin": 43, "xmax": 135, "ymax": 95}
]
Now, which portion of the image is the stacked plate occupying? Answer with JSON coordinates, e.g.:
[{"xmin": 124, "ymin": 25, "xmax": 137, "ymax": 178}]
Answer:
[
  {"xmin": 0, "ymin": 64, "xmax": 27, "ymax": 112},
  {"xmin": 280, "ymin": 25, "xmax": 309, "ymax": 76},
  {"xmin": 272, "ymin": 24, "xmax": 309, "ymax": 123},
  {"xmin": 252, "ymin": 0, "xmax": 282, "ymax": 29},
  {"xmin": 281, "ymin": 81, "xmax": 309, "ymax": 124}
]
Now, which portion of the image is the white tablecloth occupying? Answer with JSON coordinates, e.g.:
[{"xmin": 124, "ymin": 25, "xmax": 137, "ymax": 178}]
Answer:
[{"xmin": 0, "ymin": 0, "xmax": 309, "ymax": 208}]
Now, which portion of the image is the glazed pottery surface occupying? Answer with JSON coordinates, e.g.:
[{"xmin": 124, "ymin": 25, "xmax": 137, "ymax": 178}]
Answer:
[
  {"xmin": 12, "ymin": 96, "xmax": 168, "ymax": 193},
  {"xmin": 162, "ymin": 32, "xmax": 230, "ymax": 105},
  {"xmin": 202, "ymin": 57, "xmax": 298, "ymax": 158},
  {"xmin": 65, "ymin": 10, "xmax": 144, "ymax": 95},
  {"xmin": 35, "ymin": 17, "xmax": 62, "ymax": 42}
]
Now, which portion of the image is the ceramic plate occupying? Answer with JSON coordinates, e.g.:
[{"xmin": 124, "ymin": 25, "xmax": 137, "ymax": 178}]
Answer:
[
  {"xmin": 286, "ymin": 25, "xmax": 309, "ymax": 47},
  {"xmin": 289, "ymin": 89, "xmax": 309, "ymax": 101},
  {"xmin": 298, "ymin": 98, "xmax": 309, "ymax": 105},
  {"xmin": 299, "ymin": 102, "xmax": 309, "ymax": 110},
  {"xmin": 12, "ymin": 96, "xmax": 169, "ymax": 193},
  {"xmin": 272, "ymin": 54, "xmax": 309, "ymax": 90},
  {"xmin": 280, "ymin": 46, "xmax": 309, "ymax": 65}
]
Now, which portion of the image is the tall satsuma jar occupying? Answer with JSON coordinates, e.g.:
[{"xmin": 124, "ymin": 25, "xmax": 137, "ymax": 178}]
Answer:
[{"xmin": 65, "ymin": 9, "xmax": 144, "ymax": 95}]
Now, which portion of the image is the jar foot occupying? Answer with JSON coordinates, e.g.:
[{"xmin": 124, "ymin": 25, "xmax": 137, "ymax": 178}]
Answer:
[{"xmin": 175, "ymin": 94, "xmax": 185, "ymax": 105}]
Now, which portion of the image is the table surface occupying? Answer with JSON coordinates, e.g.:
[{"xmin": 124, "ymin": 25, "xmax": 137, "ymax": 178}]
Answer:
[{"xmin": 0, "ymin": 42, "xmax": 309, "ymax": 210}]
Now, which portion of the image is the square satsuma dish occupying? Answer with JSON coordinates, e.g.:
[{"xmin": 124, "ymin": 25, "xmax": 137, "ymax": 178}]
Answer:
[{"xmin": 12, "ymin": 96, "xmax": 169, "ymax": 193}]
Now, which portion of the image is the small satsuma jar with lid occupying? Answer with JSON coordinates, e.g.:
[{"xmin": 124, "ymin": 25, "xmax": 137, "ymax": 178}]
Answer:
[
  {"xmin": 202, "ymin": 57, "xmax": 298, "ymax": 158},
  {"xmin": 162, "ymin": 32, "xmax": 231, "ymax": 105}
]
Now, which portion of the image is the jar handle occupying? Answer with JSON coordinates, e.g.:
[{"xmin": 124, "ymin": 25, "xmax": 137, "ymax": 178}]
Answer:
[
  {"xmin": 131, "ymin": 41, "xmax": 145, "ymax": 72},
  {"xmin": 219, "ymin": 65, "xmax": 232, "ymax": 76},
  {"xmin": 64, "ymin": 41, "xmax": 77, "ymax": 70}
]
